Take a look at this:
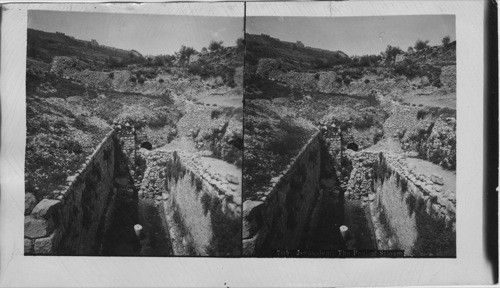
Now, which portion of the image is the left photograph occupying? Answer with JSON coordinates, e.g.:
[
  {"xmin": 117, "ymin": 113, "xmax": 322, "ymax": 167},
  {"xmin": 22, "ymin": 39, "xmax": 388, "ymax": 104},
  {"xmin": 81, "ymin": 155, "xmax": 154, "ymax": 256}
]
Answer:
[{"xmin": 24, "ymin": 8, "xmax": 243, "ymax": 256}]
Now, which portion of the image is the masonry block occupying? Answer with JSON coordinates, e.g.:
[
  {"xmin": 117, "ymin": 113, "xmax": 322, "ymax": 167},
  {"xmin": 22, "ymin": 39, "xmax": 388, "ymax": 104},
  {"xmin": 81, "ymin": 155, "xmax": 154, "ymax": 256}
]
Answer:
[
  {"xmin": 25, "ymin": 216, "xmax": 54, "ymax": 239},
  {"xmin": 34, "ymin": 232, "xmax": 56, "ymax": 254}
]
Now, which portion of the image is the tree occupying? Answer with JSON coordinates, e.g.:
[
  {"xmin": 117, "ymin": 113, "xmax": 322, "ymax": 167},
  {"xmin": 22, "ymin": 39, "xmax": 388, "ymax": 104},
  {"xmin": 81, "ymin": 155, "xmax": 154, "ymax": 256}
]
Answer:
[
  {"xmin": 442, "ymin": 35, "xmax": 451, "ymax": 47},
  {"xmin": 408, "ymin": 46, "xmax": 414, "ymax": 53},
  {"xmin": 208, "ymin": 40, "xmax": 224, "ymax": 51},
  {"xmin": 414, "ymin": 39, "xmax": 430, "ymax": 51},
  {"xmin": 175, "ymin": 45, "xmax": 197, "ymax": 64},
  {"xmin": 384, "ymin": 45, "xmax": 404, "ymax": 62}
]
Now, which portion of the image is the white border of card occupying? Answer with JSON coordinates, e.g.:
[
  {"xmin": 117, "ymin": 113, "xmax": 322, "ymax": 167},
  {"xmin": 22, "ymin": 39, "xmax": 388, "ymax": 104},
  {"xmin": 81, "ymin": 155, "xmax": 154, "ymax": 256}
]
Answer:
[{"xmin": 0, "ymin": 1, "xmax": 493, "ymax": 287}]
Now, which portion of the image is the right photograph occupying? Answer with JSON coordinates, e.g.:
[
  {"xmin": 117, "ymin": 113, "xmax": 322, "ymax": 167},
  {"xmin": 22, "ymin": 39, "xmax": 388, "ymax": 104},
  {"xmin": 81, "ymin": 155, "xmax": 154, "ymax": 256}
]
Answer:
[{"xmin": 243, "ymin": 15, "xmax": 456, "ymax": 257}]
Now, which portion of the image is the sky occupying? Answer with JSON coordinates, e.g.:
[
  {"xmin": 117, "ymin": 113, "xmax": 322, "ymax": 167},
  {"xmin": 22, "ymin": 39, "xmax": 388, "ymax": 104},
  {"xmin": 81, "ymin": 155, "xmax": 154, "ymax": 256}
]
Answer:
[
  {"xmin": 247, "ymin": 15, "xmax": 455, "ymax": 56},
  {"xmin": 28, "ymin": 10, "xmax": 244, "ymax": 56}
]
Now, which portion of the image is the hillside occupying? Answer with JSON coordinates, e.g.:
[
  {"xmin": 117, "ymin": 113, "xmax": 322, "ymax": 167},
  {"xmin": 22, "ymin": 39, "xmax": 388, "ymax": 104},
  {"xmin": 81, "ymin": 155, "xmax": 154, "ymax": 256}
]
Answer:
[
  {"xmin": 244, "ymin": 33, "xmax": 457, "ymax": 195},
  {"xmin": 25, "ymin": 30, "xmax": 243, "ymax": 201},
  {"xmin": 245, "ymin": 33, "xmax": 350, "ymax": 69},
  {"xmin": 27, "ymin": 29, "xmax": 144, "ymax": 68}
]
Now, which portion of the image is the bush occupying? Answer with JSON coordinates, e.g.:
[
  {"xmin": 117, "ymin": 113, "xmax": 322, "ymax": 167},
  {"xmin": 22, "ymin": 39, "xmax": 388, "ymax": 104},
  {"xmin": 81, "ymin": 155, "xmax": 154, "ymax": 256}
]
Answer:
[
  {"xmin": 211, "ymin": 109, "xmax": 222, "ymax": 119},
  {"xmin": 130, "ymin": 75, "xmax": 137, "ymax": 82},
  {"xmin": 108, "ymin": 72, "xmax": 114, "ymax": 79},
  {"xmin": 414, "ymin": 39, "xmax": 430, "ymax": 51},
  {"xmin": 364, "ymin": 79, "xmax": 370, "ymax": 84},
  {"xmin": 188, "ymin": 59, "xmax": 236, "ymax": 86},
  {"xmin": 343, "ymin": 77, "xmax": 351, "ymax": 85},
  {"xmin": 208, "ymin": 40, "xmax": 224, "ymax": 52},
  {"xmin": 442, "ymin": 35, "xmax": 451, "ymax": 47},
  {"xmin": 417, "ymin": 109, "xmax": 428, "ymax": 120},
  {"xmin": 236, "ymin": 37, "xmax": 244, "ymax": 52},
  {"xmin": 61, "ymin": 139, "xmax": 83, "ymax": 154}
]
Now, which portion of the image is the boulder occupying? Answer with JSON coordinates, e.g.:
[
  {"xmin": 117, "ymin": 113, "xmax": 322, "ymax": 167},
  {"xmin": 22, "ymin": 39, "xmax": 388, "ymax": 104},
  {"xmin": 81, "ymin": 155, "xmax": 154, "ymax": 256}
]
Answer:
[
  {"xmin": 25, "ymin": 193, "xmax": 37, "ymax": 215},
  {"xmin": 407, "ymin": 151, "xmax": 419, "ymax": 158},
  {"xmin": 430, "ymin": 174, "xmax": 444, "ymax": 185},
  {"xmin": 226, "ymin": 173, "xmax": 239, "ymax": 185},
  {"xmin": 31, "ymin": 199, "xmax": 61, "ymax": 219},
  {"xmin": 25, "ymin": 216, "xmax": 54, "ymax": 239}
]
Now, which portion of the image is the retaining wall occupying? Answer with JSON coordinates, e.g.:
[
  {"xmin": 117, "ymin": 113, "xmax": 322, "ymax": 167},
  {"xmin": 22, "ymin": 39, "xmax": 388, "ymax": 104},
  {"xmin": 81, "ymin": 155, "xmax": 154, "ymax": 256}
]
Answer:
[
  {"xmin": 345, "ymin": 150, "xmax": 456, "ymax": 256},
  {"xmin": 138, "ymin": 150, "xmax": 241, "ymax": 256},
  {"xmin": 25, "ymin": 130, "xmax": 118, "ymax": 255},
  {"xmin": 243, "ymin": 132, "xmax": 322, "ymax": 256}
]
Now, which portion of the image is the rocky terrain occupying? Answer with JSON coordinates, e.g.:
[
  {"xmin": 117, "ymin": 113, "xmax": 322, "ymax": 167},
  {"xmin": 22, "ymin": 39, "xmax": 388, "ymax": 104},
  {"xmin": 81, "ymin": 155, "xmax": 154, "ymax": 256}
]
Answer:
[
  {"xmin": 25, "ymin": 29, "xmax": 243, "ymax": 256},
  {"xmin": 244, "ymin": 33, "xmax": 457, "ymax": 257}
]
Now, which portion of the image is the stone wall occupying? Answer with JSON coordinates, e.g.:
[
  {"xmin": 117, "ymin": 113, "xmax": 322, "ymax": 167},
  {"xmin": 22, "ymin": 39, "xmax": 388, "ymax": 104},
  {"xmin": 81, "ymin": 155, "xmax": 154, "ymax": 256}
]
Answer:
[
  {"xmin": 25, "ymin": 130, "xmax": 118, "ymax": 255},
  {"xmin": 345, "ymin": 151, "xmax": 377, "ymax": 201},
  {"xmin": 347, "ymin": 150, "xmax": 456, "ymax": 256},
  {"xmin": 137, "ymin": 150, "xmax": 241, "ymax": 256},
  {"xmin": 401, "ymin": 117, "xmax": 456, "ymax": 170},
  {"xmin": 243, "ymin": 132, "xmax": 322, "ymax": 256},
  {"xmin": 440, "ymin": 65, "xmax": 456, "ymax": 89}
]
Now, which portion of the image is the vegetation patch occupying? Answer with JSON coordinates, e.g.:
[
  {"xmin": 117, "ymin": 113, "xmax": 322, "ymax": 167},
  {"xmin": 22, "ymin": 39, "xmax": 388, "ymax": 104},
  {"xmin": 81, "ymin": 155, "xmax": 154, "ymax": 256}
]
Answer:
[
  {"xmin": 412, "ymin": 198, "xmax": 455, "ymax": 256},
  {"xmin": 205, "ymin": 196, "xmax": 241, "ymax": 256},
  {"xmin": 164, "ymin": 152, "xmax": 186, "ymax": 185},
  {"xmin": 200, "ymin": 192, "xmax": 212, "ymax": 216},
  {"xmin": 405, "ymin": 193, "xmax": 417, "ymax": 217}
]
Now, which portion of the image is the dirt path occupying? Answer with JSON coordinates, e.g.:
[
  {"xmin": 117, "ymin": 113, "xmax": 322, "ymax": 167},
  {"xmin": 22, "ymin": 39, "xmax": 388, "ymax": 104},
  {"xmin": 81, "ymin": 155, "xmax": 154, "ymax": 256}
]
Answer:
[
  {"xmin": 406, "ymin": 157, "xmax": 456, "ymax": 192},
  {"xmin": 403, "ymin": 92, "xmax": 456, "ymax": 109},
  {"xmin": 159, "ymin": 136, "xmax": 197, "ymax": 153}
]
